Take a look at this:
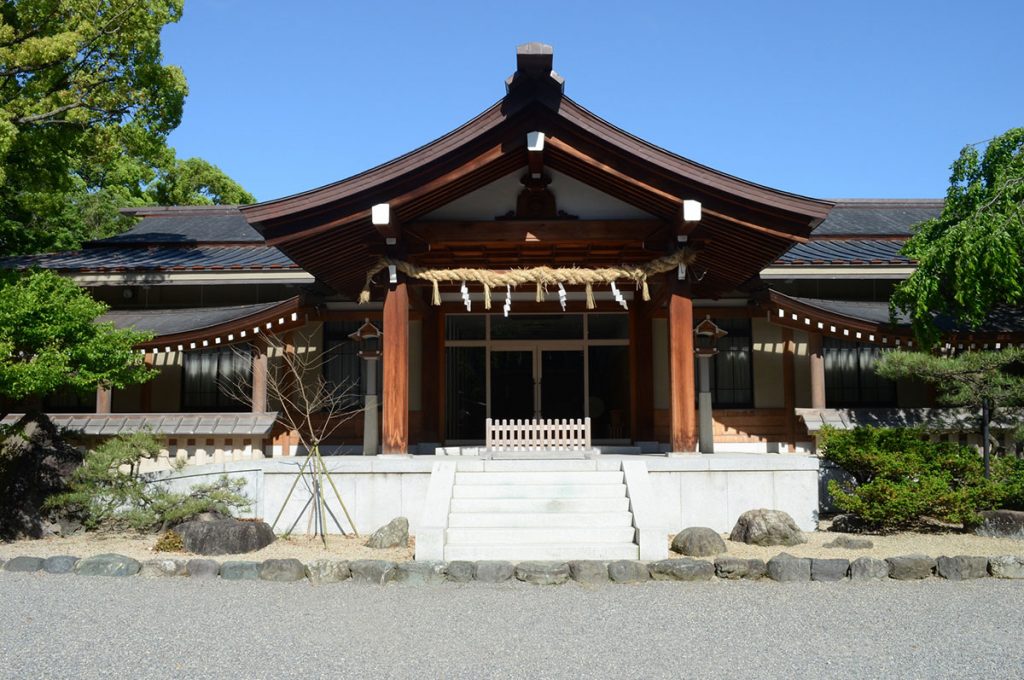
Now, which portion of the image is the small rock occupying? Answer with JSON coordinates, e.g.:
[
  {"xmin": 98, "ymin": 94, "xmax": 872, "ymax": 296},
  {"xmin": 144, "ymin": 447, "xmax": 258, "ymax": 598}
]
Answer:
[
  {"xmin": 175, "ymin": 518, "xmax": 275, "ymax": 556},
  {"xmin": 305, "ymin": 559, "xmax": 351, "ymax": 584},
  {"xmin": 4, "ymin": 556, "xmax": 44, "ymax": 573},
  {"xmin": 936, "ymin": 555, "xmax": 988, "ymax": 581},
  {"xmin": 766, "ymin": 553, "xmax": 811, "ymax": 582},
  {"xmin": 258, "ymin": 558, "xmax": 306, "ymax": 582},
  {"xmin": 350, "ymin": 559, "xmax": 399, "ymax": 584},
  {"xmin": 446, "ymin": 561, "xmax": 475, "ymax": 583},
  {"xmin": 811, "ymin": 558, "xmax": 849, "ymax": 581},
  {"xmin": 139, "ymin": 559, "xmax": 187, "ymax": 578},
  {"xmin": 607, "ymin": 560, "xmax": 650, "ymax": 583},
  {"xmin": 972, "ymin": 510, "xmax": 1024, "ymax": 537},
  {"xmin": 220, "ymin": 561, "xmax": 261, "ymax": 580},
  {"xmin": 823, "ymin": 535, "xmax": 874, "ymax": 550},
  {"xmin": 714, "ymin": 557, "xmax": 766, "ymax": 580},
  {"xmin": 830, "ymin": 514, "xmax": 872, "ymax": 533},
  {"xmin": 474, "ymin": 561, "xmax": 514, "ymax": 583},
  {"xmin": 849, "ymin": 557, "xmax": 890, "ymax": 581},
  {"xmin": 568, "ymin": 560, "xmax": 609, "ymax": 584},
  {"xmin": 671, "ymin": 527, "xmax": 727, "ymax": 557},
  {"xmin": 75, "ymin": 553, "xmax": 141, "ymax": 577},
  {"xmin": 396, "ymin": 561, "xmax": 447, "ymax": 584},
  {"xmin": 988, "ymin": 555, "xmax": 1024, "ymax": 579},
  {"xmin": 886, "ymin": 554, "xmax": 935, "ymax": 580},
  {"xmin": 187, "ymin": 558, "xmax": 220, "ymax": 578},
  {"xmin": 514, "ymin": 561, "xmax": 570, "ymax": 585},
  {"xmin": 365, "ymin": 517, "xmax": 409, "ymax": 549},
  {"xmin": 648, "ymin": 558, "xmax": 715, "ymax": 581},
  {"xmin": 729, "ymin": 509, "xmax": 806, "ymax": 547},
  {"xmin": 42, "ymin": 555, "xmax": 79, "ymax": 574}
]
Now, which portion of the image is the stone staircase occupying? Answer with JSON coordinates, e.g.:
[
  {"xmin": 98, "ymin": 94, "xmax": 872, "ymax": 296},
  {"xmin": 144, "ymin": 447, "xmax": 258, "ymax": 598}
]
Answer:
[{"xmin": 440, "ymin": 460, "xmax": 641, "ymax": 561}]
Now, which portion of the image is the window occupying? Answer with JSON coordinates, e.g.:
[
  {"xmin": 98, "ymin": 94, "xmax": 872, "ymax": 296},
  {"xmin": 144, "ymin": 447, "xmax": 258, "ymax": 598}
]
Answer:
[
  {"xmin": 323, "ymin": 321, "xmax": 370, "ymax": 409},
  {"xmin": 182, "ymin": 346, "xmax": 251, "ymax": 411},
  {"xmin": 702, "ymin": 318, "xmax": 753, "ymax": 408},
  {"xmin": 824, "ymin": 338, "xmax": 896, "ymax": 407}
]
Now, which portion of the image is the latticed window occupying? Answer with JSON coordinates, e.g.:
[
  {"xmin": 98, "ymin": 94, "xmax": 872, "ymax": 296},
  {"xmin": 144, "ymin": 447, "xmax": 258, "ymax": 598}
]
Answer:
[
  {"xmin": 706, "ymin": 318, "xmax": 754, "ymax": 408},
  {"xmin": 182, "ymin": 345, "xmax": 251, "ymax": 411},
  {"xmin": 823, "ymin": 338, "xmax": 896, "ymax": 407},
  {"xmin": 322, "ymin": 321, "xmax": 370, "ymax": 409}
]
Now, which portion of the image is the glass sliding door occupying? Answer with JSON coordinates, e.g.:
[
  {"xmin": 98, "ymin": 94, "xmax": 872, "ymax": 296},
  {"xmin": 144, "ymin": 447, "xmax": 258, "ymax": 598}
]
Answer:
[
  {"xmin": 489, "ymin": 350, "xmax": 535, "ymax": 420},
  {"xmin": 540, "ymin": 350, "xmax": 585, "ymax": 420}
]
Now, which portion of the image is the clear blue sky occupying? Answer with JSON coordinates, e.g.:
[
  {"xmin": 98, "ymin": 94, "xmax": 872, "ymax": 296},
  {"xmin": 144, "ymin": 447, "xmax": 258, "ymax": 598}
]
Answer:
[{"xmin": 161, "ymin": 0, "xmax": 1024, "ymax": 203}]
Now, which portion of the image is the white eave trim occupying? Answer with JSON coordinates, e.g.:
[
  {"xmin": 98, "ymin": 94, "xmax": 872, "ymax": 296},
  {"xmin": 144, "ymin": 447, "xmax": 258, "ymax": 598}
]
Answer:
[
  {"xmin": 67, "ymin": 271, "xmax": 316, "ymax": 286},
  {"xmin": 761, "ymin": 266, "xmax": 915, "ymax": 280}
]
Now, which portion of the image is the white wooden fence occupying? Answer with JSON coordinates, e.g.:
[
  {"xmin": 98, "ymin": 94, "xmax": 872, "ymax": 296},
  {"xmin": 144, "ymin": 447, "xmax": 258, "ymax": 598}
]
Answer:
[{"xmin": 485, "ymin": 417, "xmax": 592, "ymax": 452}]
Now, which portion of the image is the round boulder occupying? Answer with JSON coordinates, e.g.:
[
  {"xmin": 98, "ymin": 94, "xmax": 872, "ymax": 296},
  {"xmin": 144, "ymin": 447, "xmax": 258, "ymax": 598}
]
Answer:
[
  {"xmin": 175, "ymin": 518, "xmax": 275, "ymax": 556},
  {"xmin": 729, "ymin": 509, "xmax": 806, "ymax": 547},
  {"xmin": 671, "ymin": 527, "xmax": 727, "ymax": 556},
  {"xmin": 365, "ymin": 517, "xmax": 409, "ymax": 549}
]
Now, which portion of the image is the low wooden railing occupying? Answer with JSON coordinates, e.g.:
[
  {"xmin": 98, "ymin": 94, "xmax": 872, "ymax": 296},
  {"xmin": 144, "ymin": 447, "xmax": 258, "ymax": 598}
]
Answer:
[{"xmin": 484, "ymin": 417, "xmax": 592, "ymax": 451}]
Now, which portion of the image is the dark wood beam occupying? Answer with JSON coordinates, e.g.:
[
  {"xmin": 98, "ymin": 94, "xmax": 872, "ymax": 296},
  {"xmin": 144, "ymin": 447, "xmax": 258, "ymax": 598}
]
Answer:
[{"xmin": 406, "ymin": 219, "xmax": 666, "ymax": 245}]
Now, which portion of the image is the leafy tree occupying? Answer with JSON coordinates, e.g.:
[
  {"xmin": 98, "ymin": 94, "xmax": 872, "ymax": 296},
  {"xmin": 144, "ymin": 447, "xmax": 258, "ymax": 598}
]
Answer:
[
  {"xmin": 876, "ymin": 348, "xmax": 1024, "ymax": 476},
  {"xmin": 892, "ymin": 127, "xmax": 1024, "ymax": 347},
  {"xmin": 0, "ymin": 269, "xmax": 153, "ymax": 413},
  {"xmin": 0, "ymin": 1, "xmax": 254, "ymax": 256}
]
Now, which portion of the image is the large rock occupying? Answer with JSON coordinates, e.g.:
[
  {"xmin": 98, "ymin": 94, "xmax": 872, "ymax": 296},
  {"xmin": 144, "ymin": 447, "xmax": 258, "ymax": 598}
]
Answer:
[
  {"xmin": 568, "ymin": 561, "xmax": 609, "ymax": 584},
  {"xmin": 396, "ymin": 561, "xmax": 447, "ymax": 584},
  {"xmin": 365, "ymin": 517, "xmax": 409, "ymax": 549},
  {"xmin": 515, "ymin": 561, "xmax": 570, "ymax": 585},
  {"xmin": 75, "ymin": 553, "xmax": 141, "ymax": 577},
  {"xmin": 139, "ymin": 558, "xmax": 187, "ymax": 578},
  {"xmin": 350, "ymin": 559, "xmax": 398, "ymax": 584},
  {"xmin": 714, "ymin": 557, "xmax": 766, "ymax": 580},
  {"xmin": 849, "ymin": 557, "xmax": 890, "ymax": 581},
  {"xmin": 729, "ymin": 509, "xmax": 806, "ymax": 547},
  {"xmin": 972, "ymin": 510, "xmax": 1024, "ymax": 537},
  {"xmin": 42, "ymin": 555, "xmax": 79, "ymax": 574},
  {"xmin": 830, "ymin": 514, "xmax": 873, "ymax": 534},
  {"xmin": 4, "ymin": 556, "xmax": 44, "ymax": 572},
  {"xmin": 766, "ymin": 553, "xmax": 811, "ymax": 582},
  {"xmin": 305, "ymin": 559, "xmax": 351, "ymax": 584},
  {"xmin": 811, "ymin": 558, "xmax": 849, "ymax": 581},
  {"xmin": 220, "ymin": 561, "xmax": 261, "ymax": 580},
  {"xmin": 258, "ymin": 558, "xmax": 306, "ymax": 582},
  {"xmin": 186, "ymin": 559, "xmax": 220, "ymax": 578},
  {"xmin": 474, "ymin": 561, "xmax": 514, "ymax": 583},
  {"xmin": 823, "ymin": 535, "xmax": 874, "ymax": 550},
  {"xmin": 607, "ymin": 560, "xmax": 650, "ymax": 583},
  {"xmin": 886, "ymin": 554, "xmax": 935, "ymax": 580},
  {"xmin": 936, "ymin": 555, "xmax": 988, "ymax": 581},
  {"xmin": 446, "ymin": 561, "xmax": 475, "ymax": 583},
  {"xmin": 649, "ymin": 558, "xmax": 715, "ymax": 581},
  {"xmin": 988, "ymin": 555, "xmax": 1024, "ymax": 579},
  {"xmin": 175, "ymin": 518, "xmax": 275, "ymax": 556},
  {"xmin": 671, "ymin": 527, "xmax": 727, "ymax": 557}
]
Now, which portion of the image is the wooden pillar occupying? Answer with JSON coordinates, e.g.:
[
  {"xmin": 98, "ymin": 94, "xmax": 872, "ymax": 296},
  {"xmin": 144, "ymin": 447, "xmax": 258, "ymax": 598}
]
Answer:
[
  {"xmin": 808, "ymin": 331, "xmax": 826, "ymax": 410},
  {"xmin": 96, "ymin": 385, "xmax": 112, "ymax": 414},
  {"xmin": 140, "ymin": 353, "xmax": 154, "ymax": 412},
  {"xmin": 782, "ymin": 327, "xmax": 796, "ymax": 451},
  {"xmin": 668, "ymin": 282, "xmax": 697, "ymax": 452},
  {"xmin": 382, "ymin": 281, "xmax": 409, "ymax": 454},
  {"xmin": 420, "ymin": 306, "xmax": 441, "ymax": 442},
  {"xmin": 251, "ymin": 337, "xmax": 268, "ymax": 413},
  {"xmin": 629, "ymin": 302, "xmax": 654, "ymax": 441}
]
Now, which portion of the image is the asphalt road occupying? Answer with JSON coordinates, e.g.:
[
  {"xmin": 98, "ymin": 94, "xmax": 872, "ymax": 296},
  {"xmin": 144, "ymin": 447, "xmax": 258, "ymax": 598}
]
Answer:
[{"xmin": 2, "ymin": 575, "xmax": 1023, "ymax": 679}]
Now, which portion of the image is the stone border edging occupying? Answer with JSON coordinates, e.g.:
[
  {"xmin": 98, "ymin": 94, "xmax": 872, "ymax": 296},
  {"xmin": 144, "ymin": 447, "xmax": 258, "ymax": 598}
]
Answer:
[{"xmin": 3, "ymin": 553, "xmax": 1023, "ymax": 583}]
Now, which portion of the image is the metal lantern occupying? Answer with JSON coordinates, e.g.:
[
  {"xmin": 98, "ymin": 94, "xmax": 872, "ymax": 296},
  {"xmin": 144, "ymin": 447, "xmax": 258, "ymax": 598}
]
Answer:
[
  {"xmin": 348, "ymin": 319, "xmax": 382, "ymax": 358},
  {"xmin": 694, "ymin": 316, "xmax": 727, "ymax": 357}
]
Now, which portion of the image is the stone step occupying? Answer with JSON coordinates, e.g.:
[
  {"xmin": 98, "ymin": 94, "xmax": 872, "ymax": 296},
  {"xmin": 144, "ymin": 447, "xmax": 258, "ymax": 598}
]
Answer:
[
  {"xmin": 477, "ymin": 459, "xmax": 606, "ymax": 472},
  {"xmin": 447, "ymin": 511, "xmax": 634, "ymax": 528},
  {"xmin": 450, "ymin": 497, "xmax": 631, "ymax": 513},
  {"xmin": 444, "ymin": 543, "xmax": 640, "ymax": 561},
  {"xmin": 446, "ymin": 526, "xmax": 637, "ymax": 545},
  {"xmin": 454, "ymin": 471, "xmax": 623, "ymax": 486},
  {"xmin": 452, "ymin": 484, "xmax": 626, "ymax": 499}
]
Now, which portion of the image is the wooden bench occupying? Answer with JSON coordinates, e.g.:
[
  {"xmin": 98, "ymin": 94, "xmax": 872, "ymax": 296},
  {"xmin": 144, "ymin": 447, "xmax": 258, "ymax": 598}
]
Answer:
[{"xmin": 485, "ymin": 417, "xmax": 592, "ymax": 452}]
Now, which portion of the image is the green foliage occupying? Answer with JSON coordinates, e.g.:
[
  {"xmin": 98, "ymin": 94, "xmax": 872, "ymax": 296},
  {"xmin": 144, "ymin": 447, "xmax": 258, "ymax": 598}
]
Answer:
[
  {"xmin": 821, "ymin": 426, "xmax": 997, "ymax": 529},
  {"xmin": 0, "ymin": 269, "xmax": 154, "ymax": 402},
  {"xmin": 153, "ymin": 528, "xmax": 184, "ymax": 552},
  {"xmin": 876, "ymin": 348, "xmax": 1024, "ymax": 411},
  {"xmin": 0, "ymin": 1, "xmax": 254, "ymax": 256},
  {"xmin": 992, "ymin": 456, "xmax": 1024, "ymax": 511},
  {"xmin": 892, "ymin": 127, "xmax": 1024, "ymax": 347},
  {"xmin": 44, "ymin": 431, "xmax": 250, "ymax": 531}
]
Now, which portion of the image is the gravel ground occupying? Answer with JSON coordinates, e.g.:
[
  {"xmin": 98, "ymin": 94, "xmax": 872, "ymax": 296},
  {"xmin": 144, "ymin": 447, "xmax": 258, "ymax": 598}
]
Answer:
[
  {"xmin": 717, "ymin": 529, "xmax": 1024, "ymax": 560},
  {"xmin": 1, "ymin": 575, "xmax": 1023, "ymax": 679}
]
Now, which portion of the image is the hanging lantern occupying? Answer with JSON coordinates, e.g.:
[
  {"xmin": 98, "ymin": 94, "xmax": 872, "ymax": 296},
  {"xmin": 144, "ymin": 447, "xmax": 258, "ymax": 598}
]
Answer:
[
  {"xmin": 348, "ymin": 318, "xmax": 383, "ymax": 358},
  {"xmin": 694, "ymin": 316, "xmax": 727, "ymax": 357}
]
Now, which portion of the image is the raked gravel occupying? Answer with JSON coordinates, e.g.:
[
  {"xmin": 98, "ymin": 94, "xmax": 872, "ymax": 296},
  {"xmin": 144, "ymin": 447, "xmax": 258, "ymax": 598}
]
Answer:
[{"xmin": 1, "ymin": 574, "xmax": 1023, "ymax": 679}]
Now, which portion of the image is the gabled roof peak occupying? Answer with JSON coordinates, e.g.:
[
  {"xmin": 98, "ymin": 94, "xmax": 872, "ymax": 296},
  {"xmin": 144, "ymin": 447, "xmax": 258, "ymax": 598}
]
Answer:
[{"xmin": 505, "ymin": 42, "xmax": 564, "ymax": 100}]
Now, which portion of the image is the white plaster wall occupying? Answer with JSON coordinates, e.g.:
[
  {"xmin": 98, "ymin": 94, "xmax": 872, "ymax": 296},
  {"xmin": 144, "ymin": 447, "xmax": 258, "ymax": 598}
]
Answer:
[{"xmin": 751, "ymin": 318, "xmax": 784, "ymax": 408}]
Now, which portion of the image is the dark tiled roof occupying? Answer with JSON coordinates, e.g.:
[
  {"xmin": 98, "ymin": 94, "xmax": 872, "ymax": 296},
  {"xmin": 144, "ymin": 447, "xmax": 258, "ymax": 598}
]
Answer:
[
  {"xmin": 99, "ymin": 301, "xmax": 289, "ymax": 336},
  {"xmin": 0, "ymin": 412, "xmax": 279, "ymax": 436},
  {"xmin": 0, "ymin": 245, "xmax": 297, "ymax": 272},
  {"xmin": 789, "ymin": 296, "xmax": 1024, "ymax": 333},
  {"xmin": 103, "ymin": 207, "xmax": 262, "ymax": 245},
  {"xmin": 812, "ymin": 199, "xmax": 943, "ymax": 236},
  {"xmin": 775, "ymin": 239, "xmax": 912, "ymax": 265}
]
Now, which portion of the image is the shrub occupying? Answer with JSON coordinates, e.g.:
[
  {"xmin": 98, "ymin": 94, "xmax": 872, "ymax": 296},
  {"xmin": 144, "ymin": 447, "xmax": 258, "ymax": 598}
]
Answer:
[
  {"xmin": 153, "ymin": 529, "xmax": 184, "ymax": 552},
  {"xmin": 45, "ymin": 432, "xmax": 250, "ymax": 532},
  {"xmin": 993, "ymin": 456, "xmax": 1024, "ymax": 511},
  {"xmin": 821, "ymin": 426, "xmax": 997, "ymax": 530}
]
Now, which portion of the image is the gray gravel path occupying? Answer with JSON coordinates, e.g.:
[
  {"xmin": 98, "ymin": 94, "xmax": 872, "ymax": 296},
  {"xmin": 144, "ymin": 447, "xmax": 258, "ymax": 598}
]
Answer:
[{"xmin": 2, "ymin": 575, "xmax": 1023, "ymax": 679}]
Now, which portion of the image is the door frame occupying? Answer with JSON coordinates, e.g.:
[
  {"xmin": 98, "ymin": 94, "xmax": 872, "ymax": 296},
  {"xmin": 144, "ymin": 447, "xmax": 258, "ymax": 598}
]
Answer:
[{"xmin": 487, "ymin": 340, "xmax": 589, "ymax": 420}]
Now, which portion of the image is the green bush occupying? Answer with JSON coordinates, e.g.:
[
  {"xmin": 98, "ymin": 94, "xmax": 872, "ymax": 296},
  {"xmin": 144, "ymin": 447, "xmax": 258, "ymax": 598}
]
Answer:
[
  {"xmin": 45, "ymin": 432, "xmax": 250, "ymax": 532},
  {"xmin": 993, "ymin": 456, "xmax": 1024, "ymax": 511},
  {"xmin": 821, "ymin": 426, "xmax": 997, "ymax": 530}
]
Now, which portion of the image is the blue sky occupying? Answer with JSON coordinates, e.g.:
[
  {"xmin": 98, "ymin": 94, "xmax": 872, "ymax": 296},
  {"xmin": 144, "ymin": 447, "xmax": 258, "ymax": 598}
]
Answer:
[{"xmin": 161, "ymin": 1, "xmax": 1024, "ymax": 203}]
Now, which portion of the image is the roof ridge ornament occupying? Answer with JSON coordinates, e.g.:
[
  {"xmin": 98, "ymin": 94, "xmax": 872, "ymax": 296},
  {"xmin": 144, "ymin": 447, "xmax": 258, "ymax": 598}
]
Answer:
[{"xmin": 505, "ymin": 42, "xmax": 564, "ymax": 101}]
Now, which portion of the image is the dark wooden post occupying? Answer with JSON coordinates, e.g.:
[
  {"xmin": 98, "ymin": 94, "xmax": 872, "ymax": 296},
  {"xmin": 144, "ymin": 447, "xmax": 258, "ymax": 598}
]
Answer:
[
  {"xmin": 808, "ymin": 331, "xmax": 826, "ymax": 410},
  {"xmin": 629, "ymin": 302, "xmax": 654, "ymax": 441},
  {"xmin": 668, "ymin": 281, "xmax": 697, "ymax": 452},
  {"xmin": 420, "ymin": 305, "xmax": 440, "ymax": 442},
  {"xmin": 383, "ymin": 280, "xmax": 409, "ymax": 454},
  {"xmin": 782, "ymin": 327, "xmax": 797, "ymax": 450},
  {"xmin": 140, "ymin": 353, "xmax": 154, "ymax": 412},
  {"xmin": 251, "ymin": 336, "xmax": 269, "ymax": 413},
  {"xmin": 96, "ymin": 385, "xmax": 112, "ymax": 414}
]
